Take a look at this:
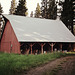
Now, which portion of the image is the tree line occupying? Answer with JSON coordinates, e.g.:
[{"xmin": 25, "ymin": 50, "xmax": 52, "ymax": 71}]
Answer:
[{"xmin": 0, "ymin": 0, "xmax": 75, "ymax": 36}]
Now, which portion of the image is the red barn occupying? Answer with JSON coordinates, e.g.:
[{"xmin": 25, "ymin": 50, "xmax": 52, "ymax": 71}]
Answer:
[{"xmin": 0, "ymin": 14, "xmax": 75, "ymax": 54}]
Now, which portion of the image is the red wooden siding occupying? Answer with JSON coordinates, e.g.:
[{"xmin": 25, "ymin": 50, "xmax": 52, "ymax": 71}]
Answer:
[{"xmin": 0, "ymin": 21, "xmax": 20, "ymax": 54}]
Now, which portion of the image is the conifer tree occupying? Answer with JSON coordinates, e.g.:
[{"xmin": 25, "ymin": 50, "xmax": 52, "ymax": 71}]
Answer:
[
  {"xmin": 14, "ymin": 0, "xmax": 27, "ymax": 16},
  {"xmin": 0, "ymin": 3, "xmax": 3, "ymax": 15},
  {"xmin": 9, "ymin": 0, "xmax": 16, "ymax": 14},
  {"xmin": 61, "ymin": 0, "xmax": 74, "ymax": 34},
  {"xmin": 41, "ymin": 0, "xmax": 47, "ymax": 18},
  {"xmin": 48, "ymin": 0, "xmax": 57, "ymax": 19},
  {"xmin": 35, "ymin": 3, "xmax": 41, "ymax": 18},
  {"xmin": 0, "ymin": 3, "xmax": 3, "ymax": 37},
  {"xmin": 41, "ymin": 0, "xmax": 57, "ymax": 19},
  {"xmin": 73, "ymin": 0, "xmax": 75, "ymax": 35}
]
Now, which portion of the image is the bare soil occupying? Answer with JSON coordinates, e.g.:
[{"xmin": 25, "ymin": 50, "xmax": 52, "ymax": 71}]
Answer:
[
  {"xmin": 57, "ymin": 56, "xmax": 75, "ymax": 75},
  {"xmin": 23, "ymin": 56, "xmax": 75, "ymax": 75}
]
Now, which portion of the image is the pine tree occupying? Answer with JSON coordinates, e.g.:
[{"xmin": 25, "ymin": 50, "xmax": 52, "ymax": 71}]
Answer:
[
  {"xmin": 61, "ymin": 0, "xmax": 74, "ymax": 34},
  {"xmin": 41, "ymin": 0, "xmax": 47, "ymax": 18},
  {"xmin": 73, "ymin": 0, "xmax": 75, "ymax": 35},
  {"xmin": 41, "ymin": 0, "xmax": 57, "ymax": 19},
  {"xmin": 14, "ymin": 0, "xmax": 27, "ymax": 16},
  {"xmin": 0, "ymin": 3, "xmax": 3, "ymax": 37},
  {"xmin": 0, "ymin": 3, "xmax": 3, "ymax": 15},
  {"xmin": 9, "ymin": 0, "xmax": 16, "ymax": 14},
  {"xmin": 48, "ymin": 0, "xmax": 57, "ymax": 19},
  {"xmin": 35, "ymin": 3, "xmax": 41, "ymax": 18}
]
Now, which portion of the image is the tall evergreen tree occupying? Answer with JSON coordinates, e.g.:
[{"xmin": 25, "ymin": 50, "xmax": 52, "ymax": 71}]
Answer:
[
  {"xmin": 48, "ymin": 0, "xmax": 57, "ymax": 19},
  {"xmin": 0, "ymin": 3, "xmax": 3, "ymax": 37},
  {"xmin": 41, "ymin": 0, "xmax": 48, "ymax": 18},
  {"xmin": 35, "ymin": 3, "xmax": 41, "ymax": 18},
  {"xmin": 61, "ymin": 0, "xmax": 74, "ymax": 34},
  {"xmin": 14, "ymin": 0, "xmax": 27, "ymax": 16},
  {"xmin": 41, "ymin": 0, "xmax": 57, "ymax": 19},
  {"xmin": 9, "ymin": 0, "xmax": 16, "ymax": 14},
  {"xmin": 0, "ymin": 3, "xmax": 3, "ymax": 15},
  {"xmin": 73, "ymin": 1, "xmax": 75, "ymax": 35}
]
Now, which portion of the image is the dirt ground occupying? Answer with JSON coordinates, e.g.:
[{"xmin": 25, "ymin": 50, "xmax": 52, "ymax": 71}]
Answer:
[{"xmin": 23, "ymin": 56, "xmax": 75, "ymax": 75}]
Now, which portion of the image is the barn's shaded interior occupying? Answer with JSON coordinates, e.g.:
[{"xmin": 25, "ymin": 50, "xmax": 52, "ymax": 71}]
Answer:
[{"xmin": 20, "ymin": 42, "xmax": 74, "ymax": 54}]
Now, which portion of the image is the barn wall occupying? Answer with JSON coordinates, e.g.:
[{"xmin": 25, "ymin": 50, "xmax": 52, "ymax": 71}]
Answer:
[{"xmin": 0, "ymin": 21, "xmax": 20, "ymax": 54}]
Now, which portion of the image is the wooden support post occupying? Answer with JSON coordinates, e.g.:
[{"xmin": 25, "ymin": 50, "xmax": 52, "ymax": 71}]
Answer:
[
  {"xmin": 49, "ymin": 43, "xmax": 55, "ymax": 52},
  {"xmin": 40, "ymin": 43, "xmax": 45, "ymax": 54},
  {"xmin": 26, "ymin": 48, "xmax": 30, "ymax": 55},
  {"xmin": 30, "ymin": 44, "xmax": 33, "ymax": 54},
  {"xmin": 51, "ymin": 43, "xmax": 53, "ymax": 52},
  {"xmin": 59, "ymin": 43, "xmax": 62, "ymax": 51},
  {"xmin": 29, "ymin": 43, "xmax": 35, "ymax": 54},
  {"xmin": 41, "ymin": 44, "xmax": 43, "ymax": 54}
]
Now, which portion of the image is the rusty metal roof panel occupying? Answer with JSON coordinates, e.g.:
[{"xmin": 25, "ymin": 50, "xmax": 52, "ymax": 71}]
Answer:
[{"xmin": 3, "ymin": 14, "xmax": 75, "ymax": 42}]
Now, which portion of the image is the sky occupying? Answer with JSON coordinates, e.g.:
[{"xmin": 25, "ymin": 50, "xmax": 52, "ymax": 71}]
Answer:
[{"xmin": 0, "ymin": 0, "xmax": 41, "ymax": 16}]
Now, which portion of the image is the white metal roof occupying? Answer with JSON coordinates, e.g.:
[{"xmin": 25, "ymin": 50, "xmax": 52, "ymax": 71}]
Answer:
[{"xmin": 3, "ymin": 14, "xmax": 75, "ymax": 42}]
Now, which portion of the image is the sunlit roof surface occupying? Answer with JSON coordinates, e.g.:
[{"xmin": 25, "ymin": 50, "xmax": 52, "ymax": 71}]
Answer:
[{"xmin": 3, "ymin": 14, "xmax": 75, "ymax": 42}]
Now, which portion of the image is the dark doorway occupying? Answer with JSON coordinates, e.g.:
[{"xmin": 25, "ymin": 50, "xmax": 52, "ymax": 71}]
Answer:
[
  {"xmin": 20, "ymin": 43, "xmax": 30, "ymax": 54},
  {"xmin": 54, "ymin": 43, "xmax": 59, "ymax": 51},
  {"xmin": 44, "ymin": 43, "xmax": 50, "ymax": 53},
  {"xmin": 32, "ymin": 43, "xmax": 41, "ymax": 54},
  {"xmin": 63, "ymin": 43, "xmax": 68, "ymax": 51}
]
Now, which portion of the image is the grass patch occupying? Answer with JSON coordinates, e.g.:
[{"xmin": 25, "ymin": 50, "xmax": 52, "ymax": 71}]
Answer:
[
  {"xmin": 66, "ymin": 52, "xmax": 75, "ymax": 55},
  {"xmin": 0, "ymin": 52, "xmax": 67, "ymax": 75}
]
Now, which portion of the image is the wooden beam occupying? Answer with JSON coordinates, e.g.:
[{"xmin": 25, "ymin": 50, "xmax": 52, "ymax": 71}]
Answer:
[
  {"xmin": 30, "ymin": 43, "xmax": 33, "ymax": 54},
  {"xmin": 26, "ymin": 48, "xmax": 30, "ymax": 55},
  {"xmin": 59, "ymin": 43, "xmax": 62, "ymax": 51},
  {"xmin": 29, "ymin": 43, "xmax": 35, "ymax": 54},
  {"xmin": 40, "ymin": 43, "xmax": 45, "ymax": 54},
  {"xmin": 41, "ymin": 44, "xmax": 43, "ymax": 54},
  {"xmin": 49, "ymin": 43, "xmax": 56, "ymax": 52}
]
